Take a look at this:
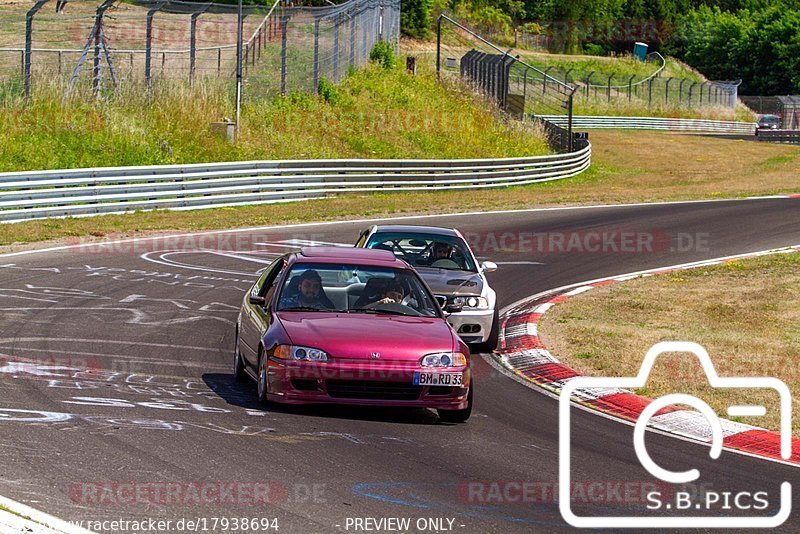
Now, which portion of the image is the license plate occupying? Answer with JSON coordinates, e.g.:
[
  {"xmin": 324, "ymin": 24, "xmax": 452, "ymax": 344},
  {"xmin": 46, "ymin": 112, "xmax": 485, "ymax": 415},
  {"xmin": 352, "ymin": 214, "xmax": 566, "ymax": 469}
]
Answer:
[{"xmin": 413, "ymin": 372, "xmax": 463, "ymax": 387}]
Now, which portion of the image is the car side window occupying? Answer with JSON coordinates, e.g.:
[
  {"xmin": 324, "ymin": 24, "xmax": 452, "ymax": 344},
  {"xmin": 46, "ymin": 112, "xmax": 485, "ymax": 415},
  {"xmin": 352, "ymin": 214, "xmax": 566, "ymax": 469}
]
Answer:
[
  {"xmin": 256, "ymin": 257, "xmax": 288, "ymax": 298},
  {"xmin": 355, "ymin": 230, "xmax": 368, "ymax": 248}
]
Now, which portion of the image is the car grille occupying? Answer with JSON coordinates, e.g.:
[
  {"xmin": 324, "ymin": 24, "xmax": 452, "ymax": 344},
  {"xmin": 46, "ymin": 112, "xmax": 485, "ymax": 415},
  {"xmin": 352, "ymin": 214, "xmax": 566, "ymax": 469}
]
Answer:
[{"xmin": 326, "ymin": 380, "xmax": 422, "ymax": 401}]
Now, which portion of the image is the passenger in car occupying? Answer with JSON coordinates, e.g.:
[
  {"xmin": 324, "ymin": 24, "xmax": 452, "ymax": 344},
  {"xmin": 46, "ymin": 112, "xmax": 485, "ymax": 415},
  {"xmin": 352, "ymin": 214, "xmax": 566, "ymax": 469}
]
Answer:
[{"xmin": 280, "ymin": 270, "xmax": 335, "ymax": 309}]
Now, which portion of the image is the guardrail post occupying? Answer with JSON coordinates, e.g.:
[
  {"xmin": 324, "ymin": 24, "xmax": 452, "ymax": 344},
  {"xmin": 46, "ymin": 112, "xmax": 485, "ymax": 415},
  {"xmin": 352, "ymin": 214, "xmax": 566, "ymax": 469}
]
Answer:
[{"xmin": 24, "ymin": 0, "xmax": 49, "ymax": 101}]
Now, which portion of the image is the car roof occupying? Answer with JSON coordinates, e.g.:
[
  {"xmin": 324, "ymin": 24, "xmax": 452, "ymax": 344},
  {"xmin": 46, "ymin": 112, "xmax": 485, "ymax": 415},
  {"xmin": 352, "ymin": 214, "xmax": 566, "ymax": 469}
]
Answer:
[
  {"xmin": 371, "ymin": 225, "xmax": 460, "ymax": 237},
  {"xmin": 295, "ymin": 246, "xmax": 405, "ymax": 267}
]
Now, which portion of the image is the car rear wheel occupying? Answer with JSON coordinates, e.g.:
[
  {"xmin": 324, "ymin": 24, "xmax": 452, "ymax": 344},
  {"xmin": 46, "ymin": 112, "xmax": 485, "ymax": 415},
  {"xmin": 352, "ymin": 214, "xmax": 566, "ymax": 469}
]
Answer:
[
  {"xmin": 438, "ymin": 382, "xmax": 473, "ymax": 423},
  {"xmin": 233, "ymin": 330, "xmax": 246, "ymax": 383},
  {"xmin": 257, "ymin": 349, "xmax": 270, "ymax": 405}
]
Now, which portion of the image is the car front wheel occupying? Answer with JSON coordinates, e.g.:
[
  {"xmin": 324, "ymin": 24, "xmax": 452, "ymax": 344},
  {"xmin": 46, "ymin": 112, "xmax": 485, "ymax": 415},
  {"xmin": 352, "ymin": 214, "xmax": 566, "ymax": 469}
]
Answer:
[{"xmin": 438, "ymin": 382, "xmax": 473, "ymax": 423}]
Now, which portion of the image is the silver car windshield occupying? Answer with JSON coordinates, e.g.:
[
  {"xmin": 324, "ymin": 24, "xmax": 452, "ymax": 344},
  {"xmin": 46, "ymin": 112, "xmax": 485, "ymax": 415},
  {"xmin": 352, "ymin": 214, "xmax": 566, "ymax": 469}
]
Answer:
[{"xmin": 365, "ymin": 233, "xmax": 477, "ymax": 272}]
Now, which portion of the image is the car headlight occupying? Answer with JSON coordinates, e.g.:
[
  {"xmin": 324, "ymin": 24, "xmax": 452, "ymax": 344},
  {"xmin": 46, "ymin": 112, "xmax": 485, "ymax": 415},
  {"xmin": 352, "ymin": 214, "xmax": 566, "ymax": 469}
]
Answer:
[
  {"xmin": 421, "ymin": 352, "xmax": 467, "ymax": 367},
  {"xmin": 454, "ymin": 296, "xmax": 489, "ymax": 309},
  {"xmin": 274, "ymin": 345, "xmax": 328, "ymax": 362}
]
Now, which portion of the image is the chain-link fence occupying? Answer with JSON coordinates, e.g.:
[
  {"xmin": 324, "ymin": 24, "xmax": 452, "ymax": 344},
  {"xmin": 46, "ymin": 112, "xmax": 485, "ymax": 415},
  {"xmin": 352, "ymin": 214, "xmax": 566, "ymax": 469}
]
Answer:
[
  {"xmin": 0, "ymin": 0, "xmax": 398, "ymax": 100},
  {"xmin": 243, "ymin": 0, "xmax": 399, "ymax": 99},
  {"xmin": 436, "ymin": 14, "xmax": 580, "ymax": 153}
]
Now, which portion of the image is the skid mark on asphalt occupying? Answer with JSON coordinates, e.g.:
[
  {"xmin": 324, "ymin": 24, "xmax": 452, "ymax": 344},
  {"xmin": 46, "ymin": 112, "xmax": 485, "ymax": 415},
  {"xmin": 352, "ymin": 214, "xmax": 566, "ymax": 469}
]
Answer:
[
  {"xmin": 0, "ymin": 306, "xmax": 235, "ymax": 326},
  {"xmin": 140, "ymin": 250, "xmax": 280, "ymax": 277}
]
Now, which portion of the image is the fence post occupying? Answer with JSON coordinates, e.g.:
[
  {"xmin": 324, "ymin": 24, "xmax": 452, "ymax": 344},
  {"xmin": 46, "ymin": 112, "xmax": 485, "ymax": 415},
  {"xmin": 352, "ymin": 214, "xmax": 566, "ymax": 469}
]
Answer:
[
  {"xmin": 687, "ymin": 82, "xmax": 696, "ymax": 108},
  {"xmin": 607, "ymin": 73, "xmax": 613, "ymax": 102},
  {"xmin": 648, "ymin": 77, "xmax": 653, "ymax": 105},
  {"xmin": 678, "ymin": 79, "xmax": 685, "ymax": 106},
  {"xmin": 361, "ymin": 7, "xmax": 368, "ymax": 61},
  {"xmin": 145, "ymin": 1, "xmax": 165, "ymax": 89},
  {"xmin": 543, "ymin": 66, "xmax": 553, "ymax": 94},
  {"xmin": 190, "ymin": 12, "xmax": 199, "ymax": 84},
  {"xmin": 628, "ymin": 75, "xmax": 635, "ymax": 101},
  {"xmin": 436, "ymin": 15, "xmax": 442, "ymax": 79},
  {"xmin": 313, "ymin": 17, "xmax": 320, "ymax": 91},
  {"xmin": 333, "ymin": 14, "xmax": 340, "ymax": 81},
  {"xmin": 280, "ymin": 13, "xmax": 288, "ymax": 95},
  {"xmin": 92, "ymin": 16, "xmax": 102, "ymax": 96},
  {"xmin": 665, "ymin": 77, "xmax": 672, "ymax": 104},
  {"xmin": 699, "ymin": 82, "xmax": 704, "ymax": 104},
  {"xmin": 349, "ymin": 9, "xmax": 356, "ymax": 67},
  {"xmin": 217, "ymin": 48, "xmax": 222, "ymax": 76},
  {"xmin": 24, "ymin": 0, "xmax": 49, "ymax": 101},
  {"xmin": 567, "ymin": 92, "xmax": 574, "ymax": 153},
  {"xmin": 585, "ymin": 71, "xmax": 594, "ymax": 98},
  {"xmin": 563, "ymin": 67, "xmax": 573, "ymax": 84}
]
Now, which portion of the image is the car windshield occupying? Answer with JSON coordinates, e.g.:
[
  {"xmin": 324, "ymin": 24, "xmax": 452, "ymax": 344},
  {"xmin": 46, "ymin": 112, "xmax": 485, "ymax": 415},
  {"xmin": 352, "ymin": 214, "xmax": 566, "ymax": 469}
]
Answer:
[
  {"xmin": 276, "ymin": 263, "xmax": 441, "ymax": 317},
  {"xmin": 365, "ymin": 232, "xmax": 477, "ymax": 272},
  {"xmin": 759, "ymin": 116, "xmax": 781, "ymax": 125}
]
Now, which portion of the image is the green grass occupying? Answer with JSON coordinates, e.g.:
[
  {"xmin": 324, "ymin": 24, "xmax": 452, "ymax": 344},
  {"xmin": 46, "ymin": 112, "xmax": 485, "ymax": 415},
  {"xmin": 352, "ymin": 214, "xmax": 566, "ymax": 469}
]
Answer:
[
  {"xmin": 0, "ymin": 503, "xmax": 31, "ymax": 522},
  {"xmin": 0, "ymin": 64, "xmax": 549, "ymax": 172}
]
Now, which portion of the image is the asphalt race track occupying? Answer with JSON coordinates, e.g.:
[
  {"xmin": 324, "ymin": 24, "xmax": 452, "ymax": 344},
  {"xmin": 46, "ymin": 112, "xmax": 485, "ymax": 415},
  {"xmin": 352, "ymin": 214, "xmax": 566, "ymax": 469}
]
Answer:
[{"xmin": 1, "ymin": 197, "xmax": 799, "ymax": 533}]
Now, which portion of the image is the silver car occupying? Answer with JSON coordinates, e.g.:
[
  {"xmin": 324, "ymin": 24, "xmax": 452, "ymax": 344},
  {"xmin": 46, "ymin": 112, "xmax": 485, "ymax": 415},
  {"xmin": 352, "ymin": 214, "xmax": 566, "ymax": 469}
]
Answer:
[{"xmin": 355, "ymin": 225, "xmax": 499, "ymax": 351}]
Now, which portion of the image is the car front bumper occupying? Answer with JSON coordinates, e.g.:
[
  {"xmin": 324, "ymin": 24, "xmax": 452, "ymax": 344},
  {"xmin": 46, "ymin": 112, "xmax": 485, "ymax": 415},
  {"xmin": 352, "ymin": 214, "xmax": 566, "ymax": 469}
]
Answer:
[
  {"xmin": 265, "ymin": 359, "xmax": 471, "ymax": 410},
  {"xmin": 446, "ymin": 308, "xmax": 495, "ymax": 344}
]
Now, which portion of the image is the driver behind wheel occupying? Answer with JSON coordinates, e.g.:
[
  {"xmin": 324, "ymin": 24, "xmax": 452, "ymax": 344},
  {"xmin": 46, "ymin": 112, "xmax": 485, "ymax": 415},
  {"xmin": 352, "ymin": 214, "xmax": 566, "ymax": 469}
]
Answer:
[{"xmin": 376, "ymin": 281, "xmax": 405, "ymax": 305}]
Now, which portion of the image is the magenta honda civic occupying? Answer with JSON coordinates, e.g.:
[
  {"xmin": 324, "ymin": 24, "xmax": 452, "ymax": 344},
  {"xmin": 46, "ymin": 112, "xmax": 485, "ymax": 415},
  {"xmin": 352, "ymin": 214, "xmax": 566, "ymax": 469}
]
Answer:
[{"xmin": 234, "ymin": 247, "xmax": 473, "ymax": 422}]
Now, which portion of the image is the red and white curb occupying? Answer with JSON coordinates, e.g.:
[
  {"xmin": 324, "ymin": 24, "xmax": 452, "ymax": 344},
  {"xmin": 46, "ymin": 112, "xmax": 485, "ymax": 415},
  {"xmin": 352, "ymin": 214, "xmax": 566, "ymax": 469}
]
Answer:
[
  {"xmin": 492, "ymin": 244, "xmax": 800, "ymax": 465},
  {"xmin": 0, "ymin": 495, "xmax": 93, "ymax": 534}
]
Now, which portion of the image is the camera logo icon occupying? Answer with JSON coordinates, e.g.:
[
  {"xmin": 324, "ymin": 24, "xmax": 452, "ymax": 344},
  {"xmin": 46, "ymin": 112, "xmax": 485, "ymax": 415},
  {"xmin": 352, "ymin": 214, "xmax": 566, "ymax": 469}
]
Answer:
[{"xmin": 559, "ymin": 341, "xmax": 792, "ymax": 529}]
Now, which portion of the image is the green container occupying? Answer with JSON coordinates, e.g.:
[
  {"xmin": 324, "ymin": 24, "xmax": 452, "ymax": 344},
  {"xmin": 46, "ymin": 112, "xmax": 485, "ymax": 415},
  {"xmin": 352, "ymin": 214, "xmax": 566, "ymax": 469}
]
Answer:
[{"xmin": 633, "ymin": 42, "xmax": 648, "ymax": 61}]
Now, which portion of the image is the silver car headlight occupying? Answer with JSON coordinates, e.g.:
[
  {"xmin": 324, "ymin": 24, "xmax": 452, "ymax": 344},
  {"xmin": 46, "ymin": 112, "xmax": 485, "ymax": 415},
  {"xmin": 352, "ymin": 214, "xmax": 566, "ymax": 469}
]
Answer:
[
  {"xmin": 456, "ymin": 296, "xmax": 489, "ymax": 309},
  {"xmin": 421, "ymin": 352, "xmax": 467, "ymax": 367}
]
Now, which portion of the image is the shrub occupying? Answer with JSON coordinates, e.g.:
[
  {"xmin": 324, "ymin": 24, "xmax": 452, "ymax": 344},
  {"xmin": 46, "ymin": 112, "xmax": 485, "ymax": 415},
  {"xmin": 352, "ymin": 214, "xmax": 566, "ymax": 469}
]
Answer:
[
  {"xmin": 317, "ymin": 77, "xmax": 340, "ymax": 104},
  {"xmin": 370, "ymin": 41, "xmax": 397, "ymax": 69}
]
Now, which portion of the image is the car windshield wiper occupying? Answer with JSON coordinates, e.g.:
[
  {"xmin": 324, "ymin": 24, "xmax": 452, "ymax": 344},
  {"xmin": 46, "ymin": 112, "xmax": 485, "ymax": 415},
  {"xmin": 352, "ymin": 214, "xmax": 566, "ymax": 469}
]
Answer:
[
  {"xmin": 349, "ymin": 308, "xmax": 415, "ymax": 317},
  {"xmin": 280, "ymin": 306, "xmax": 328, "ymax": 312}
]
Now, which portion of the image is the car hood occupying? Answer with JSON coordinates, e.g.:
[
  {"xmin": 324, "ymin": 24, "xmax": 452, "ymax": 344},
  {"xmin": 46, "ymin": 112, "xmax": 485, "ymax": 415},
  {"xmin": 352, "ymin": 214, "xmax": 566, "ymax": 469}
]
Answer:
[
  {"xmin": 276, "ymin": 312, "xmax": 457, "ymax": 361},
  {"xmin": 414, "ymin": 267, "xmax": 484, "ymax": 297}
]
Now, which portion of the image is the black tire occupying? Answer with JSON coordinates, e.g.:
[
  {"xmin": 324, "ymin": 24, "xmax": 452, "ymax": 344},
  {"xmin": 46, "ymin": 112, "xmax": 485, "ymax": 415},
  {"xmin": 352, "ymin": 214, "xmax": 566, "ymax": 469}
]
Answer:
[
  {"xmin": 472, "ymin": 309, "xmax": 499, "ymax": 353},
  {"xmin": 256, "ymin": 348, "xmax": 270, "ymax": 405},
  {"xmin": 233, "ymin": 330, "xmax": 247, "ymax": 383},
  {"xmin": 438, "ymin": 382, "xmax": 473, "ymax": 423}
]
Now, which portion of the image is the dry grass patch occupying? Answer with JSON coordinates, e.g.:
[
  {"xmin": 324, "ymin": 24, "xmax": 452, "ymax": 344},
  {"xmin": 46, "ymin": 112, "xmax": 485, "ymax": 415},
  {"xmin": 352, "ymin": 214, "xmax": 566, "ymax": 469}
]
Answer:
[{"xmin": 539, "ymin": 252, "xmax": 800, "ymax": 433}]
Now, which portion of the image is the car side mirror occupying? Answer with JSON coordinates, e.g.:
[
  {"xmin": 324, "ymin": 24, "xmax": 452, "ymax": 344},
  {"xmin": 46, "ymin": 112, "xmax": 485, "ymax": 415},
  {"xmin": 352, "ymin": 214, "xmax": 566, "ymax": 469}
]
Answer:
[
  {"xmin": 481, "ymin": 261, "xmax": 498, "ymax": 273},
  {"xmin": 249, "ymin": 295, "xmax": 266, "ymax": 306},
  {"xmin": 445, "ymin": 302, "xmax": 463, "ymax": 314}
]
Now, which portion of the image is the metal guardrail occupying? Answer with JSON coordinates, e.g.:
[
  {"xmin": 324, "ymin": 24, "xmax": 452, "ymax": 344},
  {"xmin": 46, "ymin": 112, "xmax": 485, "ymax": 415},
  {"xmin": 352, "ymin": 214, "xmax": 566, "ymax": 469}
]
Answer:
[
  {"xmin": 0, "ymin": 146, "xmax": 591, "ymax": 223},
  {"xmin": 538, "ymin": 115, "xmax": 756, "ymax": 134},
  {"xmin": 755, "ymin": 129, "xmax": 800, "ymax": 144}
]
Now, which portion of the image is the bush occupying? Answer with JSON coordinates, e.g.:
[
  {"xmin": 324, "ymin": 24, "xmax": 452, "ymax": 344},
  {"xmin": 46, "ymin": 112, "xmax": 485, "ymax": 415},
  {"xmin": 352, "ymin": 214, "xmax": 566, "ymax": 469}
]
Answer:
[
  {"xmin": 369, "ymin": 41, "xmax": 397, "ymax": 69},
  {"xmin": 317, "ymin": 77, "xmax": 340, "ymax": 104}
]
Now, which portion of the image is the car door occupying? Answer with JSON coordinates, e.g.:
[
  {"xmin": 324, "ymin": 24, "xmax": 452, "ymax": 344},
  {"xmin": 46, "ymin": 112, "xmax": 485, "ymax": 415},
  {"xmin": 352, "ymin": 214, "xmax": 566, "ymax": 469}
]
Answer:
[{"xmin": 240, "ymin": 256, "xmax": 287, "ymax": 370}]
